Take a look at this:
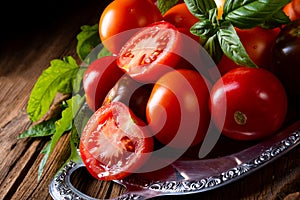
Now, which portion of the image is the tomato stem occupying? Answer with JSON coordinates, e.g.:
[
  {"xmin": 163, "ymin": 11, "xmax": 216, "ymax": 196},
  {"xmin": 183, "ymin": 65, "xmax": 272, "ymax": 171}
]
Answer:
[{"xmin": 234, "ymin": 111, "xmax": 247, "ymax": 125}]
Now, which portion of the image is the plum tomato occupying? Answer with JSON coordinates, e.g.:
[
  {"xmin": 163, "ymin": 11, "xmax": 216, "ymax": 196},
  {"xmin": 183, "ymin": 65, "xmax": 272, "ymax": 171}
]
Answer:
[
  {"xmin": 80, "ymin": 101, "xmax": 154, "ymax": 180},
  {"xmin": 99, "ymin": 0, "xmax": 163, "ymax": 54},
  {"xmin": 146, "ymin": 69, "xmax": 211, "ymax": 148},
  {"xmin": 103, "ymin": 75, "xmax": 153, "ymax": 121},
  {"xmin": 216, "ymin": 26, "xmax": 280, "ymax": 75},
  {"xmin": 271, "ymin": 19, "xmax": 300, "ymax": 98},
  {"xmin": 210, "ymin": 67, "xmax": 288, "ymax": 141},
  {"xmin": 117, "ymin": 21, "xmax": 182, "ymax": 82},
  {"xmin": 83, "ymin": 56, "xmax": 124, "ymax": 111}
]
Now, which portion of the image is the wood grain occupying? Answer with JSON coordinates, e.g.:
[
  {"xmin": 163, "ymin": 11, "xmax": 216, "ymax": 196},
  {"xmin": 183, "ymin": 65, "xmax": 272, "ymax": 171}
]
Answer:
[{"xmin": 0, "ymin": 0, "xmax": 299, "ymax": 199}]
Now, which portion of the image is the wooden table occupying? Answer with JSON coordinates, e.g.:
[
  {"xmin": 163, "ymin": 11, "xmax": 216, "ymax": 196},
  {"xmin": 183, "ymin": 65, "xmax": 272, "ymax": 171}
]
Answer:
[{"xmin": 0, "ymin": 0, "xmax": 299, "ymax": 199}]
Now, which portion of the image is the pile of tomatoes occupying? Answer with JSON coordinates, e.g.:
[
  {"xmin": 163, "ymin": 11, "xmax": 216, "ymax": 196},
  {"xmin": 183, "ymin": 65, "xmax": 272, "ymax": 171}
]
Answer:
[{"xmin": 79, "ymin": 0, "xmax": 300, "ymax": 181}]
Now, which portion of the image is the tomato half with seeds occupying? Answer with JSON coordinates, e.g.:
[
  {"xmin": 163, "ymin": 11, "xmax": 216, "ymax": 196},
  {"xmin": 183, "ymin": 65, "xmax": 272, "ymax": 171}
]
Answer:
[
  {"xmin": 117, "ymin": 21, "xmax": 182, "ymax": 82},
  {"xmin": 210, "ymin": 67, "xmax": 288, "ymax": 141},
  {"xmin": 80, "ymin": 102, "xmax": 154, "ymax": 180}
]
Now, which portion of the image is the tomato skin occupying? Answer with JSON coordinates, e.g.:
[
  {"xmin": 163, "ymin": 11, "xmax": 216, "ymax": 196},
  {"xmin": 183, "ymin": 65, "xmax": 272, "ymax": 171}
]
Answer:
[
  {"xmin": 117, "ymin": 21, "xmax": 182, "ymax": 83},
  {"xmin": 283, "ymin": 0, "xmax": 300, "ymax": 21},
  {"xmin": 146, "ymin": 69, "xmax": 211, "ymax": 148},
  {"xmin": 210, "ymin": 67, "xmax": 288, "ymax": 141},
  {"xmin": 163, "ymin": 3, "xmax": 198, "ymax": 29},
  {"xmin": 99, "ymin": 0, "xmax": 163, "ymax": 54},
  {"xmin": 80, "ymin": 101, "xmax": 154, "ymax": 180},
  {"xmin": 271, "ymin": 19, "xmax": 300, "ymax": 98},
  {"xmin": 83, "ymin": 56, "xmax": 124, "ymax": 111},
  {"xmin": 217, "ymin": 27, "xmax": 280, "ymax": 76}
]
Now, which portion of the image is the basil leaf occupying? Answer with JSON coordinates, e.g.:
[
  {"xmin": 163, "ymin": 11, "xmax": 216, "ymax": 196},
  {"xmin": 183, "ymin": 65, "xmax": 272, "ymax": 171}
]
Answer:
[
  {"xmin": 38, "ymin": 95, "xmax": 83, "ymax": 180},
  {"xmin": 157, "ymin": 0, "xmax": 179, "ymax": 15},
  {"xmin": 191, "ymin": 20, "xmax": 215, "ymax": 40},
  {"xmin": 203, "ymin": 34, "xmax": 223, "ymax": 64},
  {"xmin": 184, "ymin": 0, "xmax": 217, "ymax": 20},
  {"xmin": 76, "ymin": 24, "xmax": 101, "ymax": 63},
  {"xmin": 19, "ymin": 118, "xmax": 57, "ymax": 138},
  {"xmin": 27, "ymin": 56, "xmax": 79, "ymax": 122},
  {"xmin": 223, "ymin": 0, "xmax": 291, "ymax": 29},
  {"xmin": 260, "ymin": 10, "xmax": 291, "ymax": 29},
  {"xmin": 217, "ymin": 21, "xmax": 258, "ymax": 68}
]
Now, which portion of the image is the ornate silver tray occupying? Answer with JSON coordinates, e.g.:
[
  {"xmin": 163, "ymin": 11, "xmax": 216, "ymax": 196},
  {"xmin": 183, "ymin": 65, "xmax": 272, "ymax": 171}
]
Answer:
[{"xmin": 49, "ymin": 119, "xmax": 300, "ymax": 199}]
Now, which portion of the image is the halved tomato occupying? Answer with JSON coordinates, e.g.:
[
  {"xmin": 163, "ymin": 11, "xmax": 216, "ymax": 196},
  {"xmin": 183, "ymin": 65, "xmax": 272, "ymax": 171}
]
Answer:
[
  {"xmin": 117, "ymin": 21, "xmax": 182, "ymax": 83},
  {"xmin": 79, "ymin": 101, "xmax": 154, "ymax": 180}
]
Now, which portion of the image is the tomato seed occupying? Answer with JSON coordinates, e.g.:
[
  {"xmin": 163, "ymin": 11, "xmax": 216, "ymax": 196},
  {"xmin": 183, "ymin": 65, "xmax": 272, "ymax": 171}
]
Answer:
[{"xmin": 120, "ymin": 136, "xmax": 135, "ymax": 152}]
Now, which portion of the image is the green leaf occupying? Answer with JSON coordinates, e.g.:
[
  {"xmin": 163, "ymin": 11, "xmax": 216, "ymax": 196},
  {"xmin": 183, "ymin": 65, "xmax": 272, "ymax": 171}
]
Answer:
[
  {"xmin": 223, "ymin": 0, "xmax": 291, "ymax": 29},
  {"xmin": 97, "ymin": 45, "xmax": 112, "ymax": 58},
  {"xmin": 184, "ymin": 0, "xmax": 217, "ymax": 20},
  {"xmin": 72, "ymin": 67, "xmax": 86, "ymax": 95},
  {"xmin": 76, "ymin": 24, "xmax": 101, "ymax": 62},
  {"xmin": 260, "ymin": 10, "xmax": 291, "ymax": 29},
  {"xmin": 37, "ymin": 95, "xmax": 83, "ymax": 180},
  {"xmin": 190, "ymin": 19, "xmax": 216, "ymax": 41},
  {"xmin": 217, "ymin": 21, "xmax": 258, "ymax": 68},
  {"xmin": 157, "ymin": 0, "xmax": 179, "ymax": 15},
  {"xmin": 203, "ymin": 34, "xmax": 223, "ymax": 64},
  {"xmin": 27, "ymin": 56, "xmax": 79, "ymax": 122},
  {"xmin": 19, "ymin": 118, "xmax": 57, "ymax": 139}
]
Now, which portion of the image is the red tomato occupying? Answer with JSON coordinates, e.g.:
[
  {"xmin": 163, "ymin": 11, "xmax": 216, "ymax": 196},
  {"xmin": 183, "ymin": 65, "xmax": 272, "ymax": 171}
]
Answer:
[
  {"xmin": 117, "ymin": 21, "xmax": 182, "ymax": 82},
  {"xmin": 216, "ymin": 26, "xmax": 280, "ymax": 76},
  {"xmin": 83, "ymin": 56, "xmax": 124, "ymax": 111},
  {"xmin": 99, "ymin": 0, "xmax": 163, "ymax": 54},
  {"xmin": 163, "ymin": 3, "xmax": 200, "ymax": 42},
  {"xmin": 146, "ymin": 69, "xmax": 211, "ymax": 148},
  {"xmin": 80, "ymin": 101, "xmax": 154, "ymax": 180},
  {"xmin": 283, "ymin": 0, "xmax": 300, "ymax": 21},
  {"xmin": 163, "ymin": 3, "xmax": 198, "ymax": 29},
  {"xmin": 210, "ymin": 67, "xmax": 288, "ymax": 141}
]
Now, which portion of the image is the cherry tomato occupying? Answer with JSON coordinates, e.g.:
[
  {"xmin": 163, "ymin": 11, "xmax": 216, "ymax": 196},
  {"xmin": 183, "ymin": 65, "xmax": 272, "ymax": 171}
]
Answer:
[
  {"xmin": 99, "ymin": 0, "xmax": 163, "ymax": 54},
  {"xmin": 103, "ymin": 75, "xmax": 153, "ymax": 121},
  {"xmin": 80, "ymin": 101, "xmax": 154, "ymax": 180},
  {"xmin": 146, "ymin": 69, "xmax": 211, "ymax": 148},
  {"xmin": 117, "ymin": 21, "xmax": 182, "ymax": 82},
  {"xmin": 210, "ymin": 67, "xmax": 288, "ymax": 141},
  {"xmin": 83, "ymin": 56, "xmax": 124, "ymax": 111},
  {"xmin": 271, "ymin": 19, "xmax": 300, "ymax": 99},
  {"xmin": 216, "ymin": 27, "xmax": 280, "ymax": 76}
]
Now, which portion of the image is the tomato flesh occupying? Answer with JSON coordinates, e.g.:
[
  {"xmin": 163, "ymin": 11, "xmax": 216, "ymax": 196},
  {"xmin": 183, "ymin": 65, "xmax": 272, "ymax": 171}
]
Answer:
[
  {"xmin": 80, "ymin": 102, "xmax": 153, "ymax": 180},
  {"xmin": 117, "ymin": 21, "xmax": 181, "ymax": 82}
]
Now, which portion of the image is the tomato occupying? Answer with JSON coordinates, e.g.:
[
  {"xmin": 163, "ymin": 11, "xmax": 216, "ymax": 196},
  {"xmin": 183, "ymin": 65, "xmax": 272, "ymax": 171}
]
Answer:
[
  {"xmin": 117, "ymin": 21, "xmax": 182, "ymax": 82},
  {"xmin": 163, "ymin": 3, "xmax": 200, "ymax": 42},
  {"xmin": 283, "ymin": 0, "xmax": 300, "ymax": 21},
  {"xmin": 103, "ymin": 75, "xmax": 153, "ymax": 121},
  {"xmin": 99, "ymin": 0, "xmax": 163, "ymax": 54},
  {"xmin": 163, "ymin": 3, "xmax": 198, "ymax": 29},
  {"xmin": 83, "ymin": 56, "xmax": 124, "ymax": 111},
  {"xmin": 210, "ymin": 67, "xmax": 288, "ymax": 141},
  {"xmin": 80, "ymin": 101, "xmax": 154, "ymax": 180},
  {"xmin": 146, "ymin": 69, "xmax": 211, "ymax": 148},
  {"xmin": 216, "ymin": 26, "xmax": 280, "ymax": 76},
  {"xmin": 271, "ymin": 19, "xmax": 300, "ymax": 99}
]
